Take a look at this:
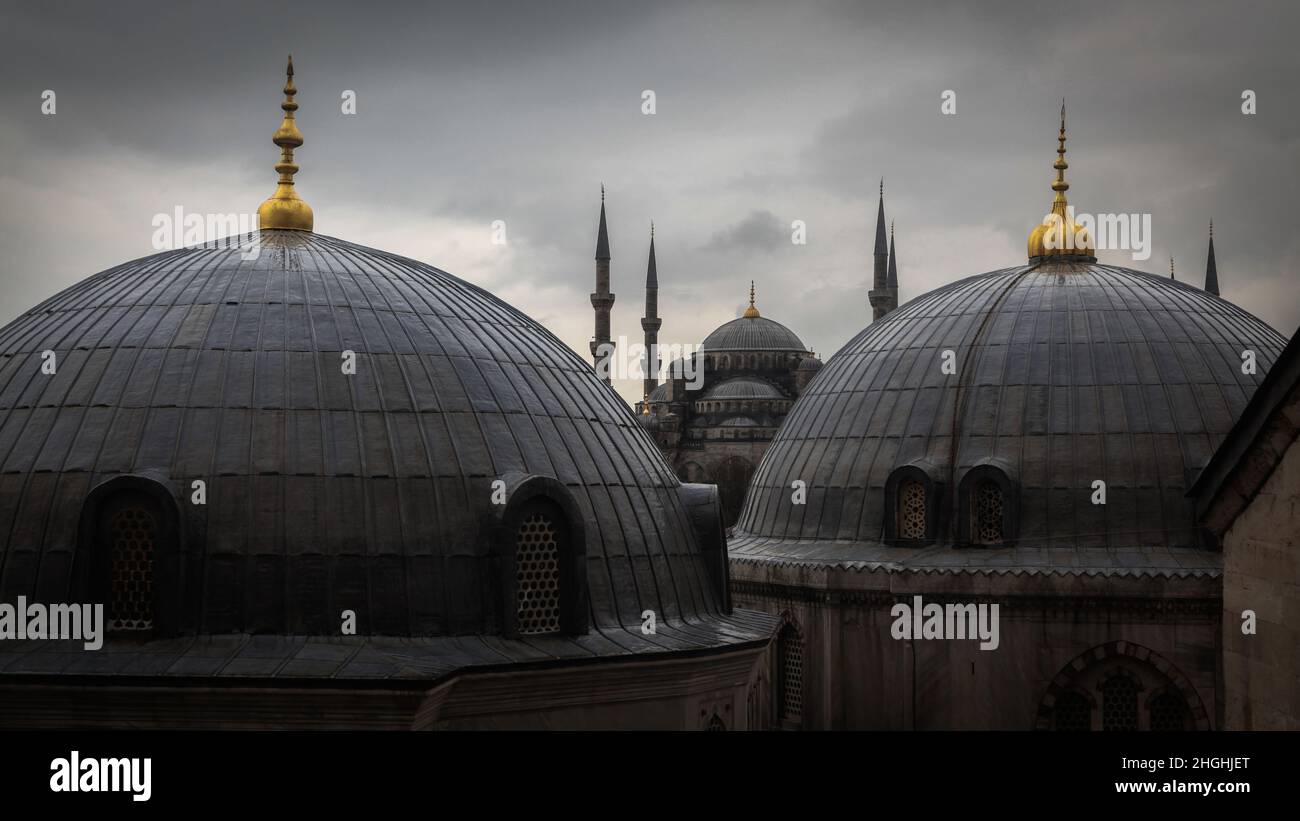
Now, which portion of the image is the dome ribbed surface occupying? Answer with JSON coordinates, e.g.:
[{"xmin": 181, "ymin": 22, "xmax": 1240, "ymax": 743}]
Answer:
[
  {"xmin": 701, "ymin": 315, "xmax": 806, "ymax": 352},
  {"xmin": 0, "ymin": 230, "xmax": 731, "ymax": 636},
  {"xmin": 735, "ymin": 262, "xmax": 1287, "ymax": 549},
  {"xmin": 702, "ymin": 378, "xmax": 784, "ymax": 400}
]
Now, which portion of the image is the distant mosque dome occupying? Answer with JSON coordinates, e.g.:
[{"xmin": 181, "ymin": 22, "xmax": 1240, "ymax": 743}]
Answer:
[
  {"xmin": 797, "ymin": 356, "xmax": 823, "ymax": 371},
  {"xmin": 701, "ymin": 283, "xmax": 807, "ymax": 353},
  {"xmin": 703, "ymin": 378, "xmax": 784, "ymax": 400}
]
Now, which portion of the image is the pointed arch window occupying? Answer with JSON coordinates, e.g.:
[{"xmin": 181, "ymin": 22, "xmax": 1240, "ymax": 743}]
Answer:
[{"xmin": 958, "ymin": 464, "xmax": 1017, "ymax": 547}]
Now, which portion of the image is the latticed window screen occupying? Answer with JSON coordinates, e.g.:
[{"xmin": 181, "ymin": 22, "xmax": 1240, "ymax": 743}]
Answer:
[
  {"xmin": 1149, "ymin": 691, "xmax": 1188, "ymax": 731},
  {"xmin": 515, "ymin": 512, "xmax": 561, "ymax": 635},
  {"xmin": 706, "ymin": 714, "xmax": 727, "ymax": 731},
  {"xmin": 778, "ymin": 624, "xmax": 804, "ymax": 721},
  {"xmin": 972, "ymin": 481, "xmax": 1004, "ymax": 544},
  {"xmin": 1101, "ymin": 675, "xmax": 1139, "ymax": 731},
  {"xmin": 109, "ymin": 506, "xmax": 156, "ymax": 631},
  {"xmin": 1053, "ymin": 690, "xmax": 1091, "ymax": 731},
  {"xmin": 898, "ymin": 479, "xmax": 927, "ymax": 539}
]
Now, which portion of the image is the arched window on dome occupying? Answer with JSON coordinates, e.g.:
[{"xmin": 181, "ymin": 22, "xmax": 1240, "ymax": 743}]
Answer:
[
  {"xmin": 495, "ymin": 476, "xmax": 588, "ymax": 639},
  {"xmin": 78, "ymin": 475, "xmax": 184, "ymax": 638},
  {"xmin": 884, "ymin": 464, "xmax": 940, "ymax": 546},
  {"xmin": 958, "ymin": 464, "xmax": 1017, "ymax": 547},
  {"xmin": 898, "ymin": 480, "xmax": 927, "ymax": 540},
  {"xmin": 512, "ymin": 498, "xmax": 568, "ymax": 636},
  {"xmin": 776, "ymin": 617, "xmax": 804, "ymax": 728},
  {"xmin": 103, "ymin": 496, "xmax": 159, "ymax": 633},
  {"xmin": 972, "ymin": 481, "xmax": 1004, "ymax": 545}
]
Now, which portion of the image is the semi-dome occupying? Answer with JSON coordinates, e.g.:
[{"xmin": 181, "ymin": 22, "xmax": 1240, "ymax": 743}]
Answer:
[
  {"xmin": 702, "ymin": 378, "xmax": 784, "ymax": 400},
  {"xmin": 797, "ymin": 356, "xmax": 823, "ymax": 371},
  {"xmin": 733, "ymin": 261, "xmax": 1286, "ymax": 558},
  {"xmin": 0, "ymin": 228, "xmax": 748, "ymax": 639}
]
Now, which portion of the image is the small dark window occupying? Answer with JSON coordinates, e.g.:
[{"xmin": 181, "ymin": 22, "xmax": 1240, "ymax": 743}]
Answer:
[
  {"xmin": 898, "ymin": 479, "xmax": 927, "ymax": 540},
  {"xmin": 777, "ymin": 622, "xmax": 804, "ymax": 723},
  {"xmin": 972, "ymin": 480, "xmax": 1004, "ymax": 545},
  {"xmin": 1053, "ymin": 691, "xmax": 1091, "ymax": 731},
  {"xmin": 515, "ymin": 511, "xmax": 561, "ymax": 635},
  {"xmin": 706, "ymin": 714, "xmax": 727, "ymax": 731},
  {"xmin": 1149, "ymin": 691, "xmax": 1189, "ymax": 731},
  {"xmin": 1102, "ymin": 675, "xmax": 1138, "ymax": 731},
  {"xmin": 108, "ymin": 504, "xmax": 156, "ymax": 632}
]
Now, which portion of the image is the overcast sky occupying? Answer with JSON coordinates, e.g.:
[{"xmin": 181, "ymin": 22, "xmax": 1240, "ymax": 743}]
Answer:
[{"xmin": 2, "ymin": 0, "xmax": 1297, "ymax": 403}]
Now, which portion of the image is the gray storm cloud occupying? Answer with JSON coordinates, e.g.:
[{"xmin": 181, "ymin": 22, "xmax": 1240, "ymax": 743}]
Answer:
[{"xmin": 1, "ymin": 0, "xmax": 1296, "ymax": 403}]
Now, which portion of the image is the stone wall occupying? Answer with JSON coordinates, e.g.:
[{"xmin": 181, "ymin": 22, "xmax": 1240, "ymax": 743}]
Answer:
[{"xmin": 1222, "ymin": 436, "xmax": 1300, "ymax": 729}]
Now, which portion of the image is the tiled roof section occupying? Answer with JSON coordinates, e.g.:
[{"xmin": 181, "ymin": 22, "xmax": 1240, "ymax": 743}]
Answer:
[
  {"xmin": 0, "ymin": 607, "xmax": 778, "ymax": 682},
  {"xmin": 703, "ymin": 378, "xmax": 784, "ymax": 400},
  {"xmin": 735, "ymin": 261, "xmax": 1288, "ymax": 551},
  {"xmin": 729, "ymin": 534, "xmax": 1223, "ymax": 578},
  {"xmin": 0, "ymin": 230, "xmax": 728, "ymax": 636},
  {"xmin": 701, "ymin": 315, "xmax": 807, "ymax": 352}
]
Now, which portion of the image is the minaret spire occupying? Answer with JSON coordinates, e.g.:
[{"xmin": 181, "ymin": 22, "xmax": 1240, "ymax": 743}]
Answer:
[
  {"xmin": 1204, "ymin": 221, "xmax": 1220, "ymax": 296},
  {"xmin": 590, "ymin": 185, "xmax": 616, "ymax": 384},
  {"xmin": 868, "ymin": 178, "xmax": 896, "ymax": 320},
  {"xmin": 887, "ymin": 220, "xmax": 898, "ymax": 290},
  {"xmin": 1170, "ymin": 256, "xmax": 1176, "ymax": 280},
  {"xmin": 257, "ymin": 55, "xmax": 314, "ymax": 231},
  {"xmin": 640, "ymin": 221, "xmax": 661, "ymax": 400}
]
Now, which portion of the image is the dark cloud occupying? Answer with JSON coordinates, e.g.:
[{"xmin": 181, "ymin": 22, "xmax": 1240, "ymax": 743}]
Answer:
[
  {"xmin": 1, "ymin": 0, "xmax": 1297, "ymax": 404},
  {"xmin": 704, "ymin": 210, "xmax": 787, "ymax": 254}
]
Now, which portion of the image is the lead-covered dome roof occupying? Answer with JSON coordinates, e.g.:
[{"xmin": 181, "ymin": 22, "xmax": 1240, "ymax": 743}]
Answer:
[
  {"xmin": 0, "ymin": 230, "xmax": 742, "ymax": 640},
  {"xmin": 733, "ymin": 262, "xmax": 1287, "ymax": 559},
  {"xmin": 703, "ymin": 378, "xmax": 784, "ymax": 400},
  {"xmin": 702, "ymin": 315, "xmax": 807, "ymax": 352}
]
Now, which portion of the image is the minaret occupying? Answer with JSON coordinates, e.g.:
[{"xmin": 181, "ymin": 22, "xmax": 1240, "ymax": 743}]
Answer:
[
  {"xmin": 886, "ymin": 220, "xmax": 898, "ymax": 305},
  {"xmin": 590, "ymin": 185, "xmax": 616, "ymax": 384},
  {"xmin": 868, "ymin": 179, "xmax": 895, "ymax": 320},
  {"xmin": 641, "ymin": 222, "xmax": 661, "ymax": 399},
  {"xmin": 257, "ymin": 56, "xmax": 314, "ymax": 231},
  {"xmin": 1170, "ymin": 256, "xmax": 1176, "ymax": 280},
  {"xmin": 1204, "ymin": 221, "xmax": 1220, "ymax": 296}
]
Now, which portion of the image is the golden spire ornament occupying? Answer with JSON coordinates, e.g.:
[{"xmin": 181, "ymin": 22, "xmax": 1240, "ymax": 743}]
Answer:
[
  {"xmin": 257, "ymin": 55, "xmax": 314, "ymax": 231},
  {"xmin": 743, "ymin": 280, "xmax": 760, "ymax": 318},
  {"xmin": 1027, "ymin": 101, "xmax": 1094, "ymax": 261}
]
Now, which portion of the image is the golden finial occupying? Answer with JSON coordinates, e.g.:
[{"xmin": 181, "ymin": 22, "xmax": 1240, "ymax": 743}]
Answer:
[
  {"xmin": 642, "ymin": 393, "xmax": 650, "ymax": 415},
  {"xmin": 1170, "ymin": 256, "xmax": 1175, "ymax": 279},
  {"xmin": 1027, "ymin": 100, "xmax": 1094, "ymax": 261},
  {"xmin": 743, "ymin": 280, "xmax": 760, "ymax": 318},
  {"xmin": 1209, "ymin": 219, "xmax": 1213, "ymax": 238},
  {"xmin": 257, "ymin": 55, "xmax": 314, "ymax": 231},
  {"xmin": 650, "ymin": 219, "xmax": 654, "ymax": 238}
]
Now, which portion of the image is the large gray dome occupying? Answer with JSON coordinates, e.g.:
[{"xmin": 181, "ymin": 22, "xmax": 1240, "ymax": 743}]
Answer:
[
  {"xmin": 0, "ymin": 230, "xmax": 738, "ymax": 639},
  {"xmin": 702, "ymin": 314, "xmax": 806, "ymax": 352},
  {"xmin": 733, "ymin": 261, "xmax": 1287, "ymax": 555}
]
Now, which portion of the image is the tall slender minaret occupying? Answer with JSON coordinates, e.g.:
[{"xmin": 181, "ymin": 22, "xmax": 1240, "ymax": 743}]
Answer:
[
  {"xmin": 1204, "ymin": 221, "xmax": 1220, "ymax": 296},
  {"xmin": 641, "ymin": 222, "xmax": 661, "ymax": 399},
  {"xmin": 868, "ymin": 180, "xmax": 896, "ymax": 320},
  {"xmin": 886, "ymin": 220, "xmax": 898, "ymax": 305},
  {"xmin": 1170, "ymin": 256, "xmax": 1176, "ymax": 280},
  {"xmin": 590, "ymin": 185, "xmax": 616, "ymax": 384}
]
